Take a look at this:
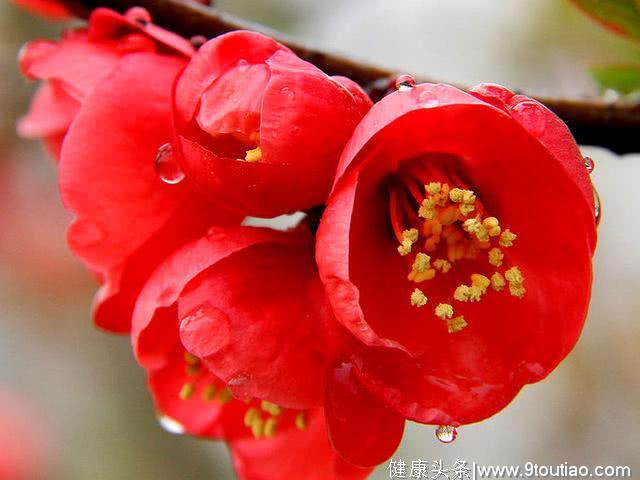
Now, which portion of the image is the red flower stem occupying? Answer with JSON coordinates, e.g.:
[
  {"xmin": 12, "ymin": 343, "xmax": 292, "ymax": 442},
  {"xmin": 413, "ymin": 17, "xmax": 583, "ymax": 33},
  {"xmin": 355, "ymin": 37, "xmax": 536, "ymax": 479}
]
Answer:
[{"xmin": 62, "ymin": 0, "xmax": 639, "ymax": 154}]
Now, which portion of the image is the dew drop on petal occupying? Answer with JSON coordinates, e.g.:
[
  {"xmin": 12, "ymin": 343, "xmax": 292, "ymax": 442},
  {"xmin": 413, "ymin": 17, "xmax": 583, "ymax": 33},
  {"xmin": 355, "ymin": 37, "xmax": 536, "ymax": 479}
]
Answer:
[
  {"xmin": 158, "ymin": 415, "xmax": 185, "ymax": 435},
  {"xmin": 126, "ymin": 6, "xmax": 152, "ymax": 25},
  {"xmin": 280, "ymin": 86, "xmax": 295, "ymax": 100},
  {"xmin": 583, "ymin": 156, "xmax": 595, "ymax": 173},
  {"xmin": 228, "ymin": 372, "xmax": 250, "ymax": 387},
  {"xmin": 155, "ymin": 143, "xmax": 185, "ymax": 185},
  {"xmin": 190, "ymin": 35, "xmax": 207, "ymax": 49},
  {"xmin": 395, "ymin": 74, "xmax": 416, "ymax": 92},
  {"xmin": 510, "ymin": 100, "xmax": 547, "ymax": 136},
  {"xmin": 594, "ymin": 187, "xmax": 602, "ymax": 227},
  {"xmin": 435, "ymin": 425, "xmax": 457, "ymax": 444}
]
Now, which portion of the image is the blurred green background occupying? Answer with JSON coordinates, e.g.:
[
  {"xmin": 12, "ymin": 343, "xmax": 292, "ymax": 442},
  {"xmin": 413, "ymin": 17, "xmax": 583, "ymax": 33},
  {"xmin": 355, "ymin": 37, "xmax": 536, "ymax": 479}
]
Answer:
[{"xmin": 1, "ymin": 1, "xmax": 639, "ymax": 478}]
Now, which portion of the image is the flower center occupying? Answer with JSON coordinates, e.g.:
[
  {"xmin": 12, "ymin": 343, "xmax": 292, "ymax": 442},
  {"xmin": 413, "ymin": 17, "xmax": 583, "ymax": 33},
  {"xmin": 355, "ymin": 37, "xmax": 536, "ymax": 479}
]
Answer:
[{"xmin": 390, "ymin": 175, "xmax": 525, "ymax": 333}]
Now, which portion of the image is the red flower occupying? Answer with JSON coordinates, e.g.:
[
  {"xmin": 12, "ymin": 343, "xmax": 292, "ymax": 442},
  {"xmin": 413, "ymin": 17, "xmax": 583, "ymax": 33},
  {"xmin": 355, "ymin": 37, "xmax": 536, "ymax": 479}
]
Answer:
[
  {"xmin": 173, "ymin": 31, "xmax": 372, "ymax": 217},
  {"xmin": 20, "ymin": 8, "xmax": 239, "ymax": 333},
  {"xmin": 18, "ymin": 7, "xmax": 194, "ymax": 159},
  {"xmin": 317, "ymin": 83, "xmax": 597, "ymax": 450},
  {"xmin": 131, "ymin": 224, "xmax": 371, "ymax": 479}
]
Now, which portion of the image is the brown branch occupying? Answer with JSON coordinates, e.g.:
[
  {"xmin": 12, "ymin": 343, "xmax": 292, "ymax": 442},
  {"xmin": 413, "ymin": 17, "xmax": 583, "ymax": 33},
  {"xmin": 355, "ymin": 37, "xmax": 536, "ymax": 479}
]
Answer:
[{"xmin": 65, "ymin": 0, "xmax": 639, "ymax": 153}]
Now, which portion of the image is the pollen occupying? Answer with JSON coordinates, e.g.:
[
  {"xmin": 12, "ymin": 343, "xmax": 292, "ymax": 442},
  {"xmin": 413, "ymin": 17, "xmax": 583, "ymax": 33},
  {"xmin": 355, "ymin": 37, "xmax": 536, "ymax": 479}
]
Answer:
[
  {"xmin": 218, "ymin": 387, "xmax": 233, "ymax": 404},
  {"xmin": 454, "ymin": 285, "xmax": 471, "ymax": 302},
  {"xmin": 471, "ymin": 274, "xmax": 490, "ymax": 293},
  {"xmin": 426, "ymin": 182, "xmax": 442, "ymax": 195},
  {"xmin": 418, "ymin": 199, "xmax": 437, "ymax": 220},
  {"xmin": 408, "ymin": 268, "xmax": 436, "ymax": 283},
  {"xmin": 410, "ymin": 288, "xmax": 428, "ymax": 307},
  {"xmin": 435, "ymin": 303, "xmax": 453, "ymax": 319},
  {"xmin": 468, "ymin": 285, "xmax": 483, "ymax": 302},
  {"xmin": 244, "ymin": 407, "xmax": 260, "ymax": 427},
  {"xmin": 459, "ymin": 203, "xmax": 476, "ymax": 216},
  {"xmin": 499, "ymin": 229, "xmax": 517, "ymax": 247},
  {"xmin": 244, "ymin": 146, "xmax": 262, "ymax": 163},
  {"xmin": 504, "ymin": 266, "xmax": 523, "ymax": 284},
  {"xmin": 295, "ymin": 412, "xmax": 308, "ymax": 431},
  {"xmin": 261, "ymin": 401, "xmax": 282, "ymax": 416},
  {"xmin": 412, "ymin": 253, "xmax": 431, "ymax": 272},
  {"xmin": 251, "ymin": 417, "xmax": 265, "ymax": 438},
  {"xmin": 398, "ymin": 228, "xmax": 419, "ymax": 256},
  {"xmin": 179, "ymin": 382, "xmax": 195, "ymax": 400},
  {"xmin": 482, "ymin": 217, "xmax": 502, "ymax": 237},
  {"xmin": 264, "ymin": 417, "xmax": 278, "ymax": 438},
  {"xmin": 509, "ymin": 283, "xmax": 526, "ymax": 298},
  {"xmin": 488, "ymin": 247, "xmax": 504, "ymax": 267},
  {"xmin": 184, "ymin": 352, "xmax": 199, "ymax": 365},
  {"xmin": 433, "ymin": 259, "xmax": 451, "ymax": 273},
  {"xmin": 447, "ymin": 316, "xmax": 468, "ymax": 333},
  {"xmin": 202, "ymin": 384, "xmax": 217, "ymax": 401},
  {"xmin": 491, "ymin": 272, "xmax": 506, "ymax": 291}
]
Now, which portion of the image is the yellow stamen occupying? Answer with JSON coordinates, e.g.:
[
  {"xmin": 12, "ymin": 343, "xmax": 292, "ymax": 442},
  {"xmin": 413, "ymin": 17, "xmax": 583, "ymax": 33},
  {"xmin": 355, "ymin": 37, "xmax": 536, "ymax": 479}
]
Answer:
[
  {"xmin": 447, "ymin": 316, "xmax": 468, "ymax": 333},
  {"xmin": 202, "ymin": 385, "xmax": 217, "ymax": 402},
  {"xmin": 488, "ymin": 247, "xmax": 504, "ymax": 267},
  {"xmin": 218, "ymin": 387, "xmax": 233, "ymax": 404},
  {"xmin": 264, "ymin": 417, "xmax": 277, "ymax": 438},
  {"xmin": 468, "ymin": 285, "xmax": 483, "ymax": 302},
  {"xmin": 412, "ymin": 253, "xmax": 431, "ymax": 272},
  {"xmin": 244, "ymin": 146, "xmax": 262, "ymax": 163},
  {"xmin": 482, "ymin": 217, "xmax": 502, "ymax": 237},
  {"xmin": 179, "ymin": 383, "xmax": 195, "ymax": 400},
  {"xmin": 471, "ymin": 274, "xmax": 491, "ymax": 293},
  {"xmin": 398, "ymin": 228, "xmax": 419, "ymax": 256},
  {"xmin": 459, "ymin": 203, "xmax": 476, "ymax": 216},
  {"xmin": 244, "ymin": 407, "xmax": 260, "ymax": 427},
  {"xmin": 491, "ymin": 272, "xmax": 506, "ymax": 291},
  {"xmin": 295, "ymin": 412, "xmax": 308, "ymax": 431},
  {"xmin": 433, "ymin": 259, "xmax": 451, "ymax": 273},
  {"xmin": 261, "ymin": 401, "xmax": 281, "ymax": 416},
  {"xmin": 509, "ymin": 283, "xmax": 526, "ymax": 298},
  {"xmin": 499, "ymin": 229, "xmax": 517, "ymax": 247},
  {"xmin": 454, "ymin": 285, "xmax": 471, "ymax": 302},
  {"xmin": 251, "ymin": 417, "xmax": 265, "ymax": 438},
  {"xmin": 426, "ymin": 182, "xmax": 442, "ymax": 195},
  {"xmin": 410, "ymin": 288, "xmax": 428, "ymax": 307},
  {"xmin": 504, "ymin": 266, "xmax": 523, "ymax": 284},
  {"xmin": 185, "ymin": 364, "xmax": 200, "ymax": 376},
  {"xmin": 435, "ymin": 303, "xmax": 453, "ymax": 320},
  {"xmin": 408, "ymin": 268, "xmax": 436, "ymax": 283},
  {"xmin": 184, "ymin": 352, "xmax": 199, "ymax": 365}
]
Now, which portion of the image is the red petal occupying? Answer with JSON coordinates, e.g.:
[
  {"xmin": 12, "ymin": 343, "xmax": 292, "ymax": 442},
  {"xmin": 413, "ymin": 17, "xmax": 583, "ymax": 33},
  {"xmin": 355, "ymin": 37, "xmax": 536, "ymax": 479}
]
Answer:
[
  {"xmin": 11, "ymin": 0, "xmax": 71, "ymax": 19},
  {"xmin": 325, "ymin": 364, "xmax": 405, "ymax": 467},
  {"xmin": 230, "ymin": 408, "xmax": 372, "ymax": 480}
]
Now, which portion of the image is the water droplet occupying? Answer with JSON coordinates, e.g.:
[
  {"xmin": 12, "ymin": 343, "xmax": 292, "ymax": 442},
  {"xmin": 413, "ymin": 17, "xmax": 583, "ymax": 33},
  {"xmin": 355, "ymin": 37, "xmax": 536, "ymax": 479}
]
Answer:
[
  {"xmin": 155, "ymin": 143, "xmax": 185, "ymax": 185},
  {"xmin": 593, "ymin": 187, "xmax": 602, "ymax": 227},
  {"xmin": 583, "ymin": 156, "xmax": 595, "ymax": 173},
  {"xmin": 435, "ymin": 425, "xmax": 457, "ymax": 443},
  {"xmin": 395, "ymin": 74, "xmax": 416, "ymax": 92},
  {"xmin": 126, "ymin": 6, "xmax": 152, "ymax": 25},
  {"xmin": 190, "ymin": 35, "xmax": 207, "ymax": 49},
  {"xmin": 602, "ymin": 89, "xmax": 620, "ymax": 104},
  {"xmin": 228, "ymin": 372, "xmax": 250, "ymax": 387},
  {"xmin": 280, "ymin": 86, "xmax": 295, "ymax": 100},
  {"xmin": 510, "ymin": 101, "xmax": 547, "ymax": 136},
  {"xmin": 158, "ymin": 415, "xmax": 185, "ymax": 435}
]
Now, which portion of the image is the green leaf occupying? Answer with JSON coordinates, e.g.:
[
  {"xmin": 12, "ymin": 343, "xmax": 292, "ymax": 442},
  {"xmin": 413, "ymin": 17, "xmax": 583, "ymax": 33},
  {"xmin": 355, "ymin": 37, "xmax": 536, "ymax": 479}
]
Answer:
[
  {"xmin": 572, "ymin": 0, "xmax": 640, "ymax": 39},
  {"xmin": 591, "ymin": 64, "xmax": 640, "ymax": 93}
]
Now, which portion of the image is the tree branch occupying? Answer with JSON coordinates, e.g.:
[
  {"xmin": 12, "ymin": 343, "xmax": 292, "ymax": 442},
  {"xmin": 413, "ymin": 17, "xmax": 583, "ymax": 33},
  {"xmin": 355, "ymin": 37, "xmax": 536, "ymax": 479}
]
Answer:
[{"xmin": 66, "ymin": 0, "xmax": 639, "ymax": 154}]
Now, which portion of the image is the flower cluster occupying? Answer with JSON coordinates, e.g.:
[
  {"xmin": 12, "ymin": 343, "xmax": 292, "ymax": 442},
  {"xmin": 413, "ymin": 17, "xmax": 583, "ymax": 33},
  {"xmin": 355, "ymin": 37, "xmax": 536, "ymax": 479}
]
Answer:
[{"xmin": 19, "ymin": 8, "xmax": 598, "ymax": 479}]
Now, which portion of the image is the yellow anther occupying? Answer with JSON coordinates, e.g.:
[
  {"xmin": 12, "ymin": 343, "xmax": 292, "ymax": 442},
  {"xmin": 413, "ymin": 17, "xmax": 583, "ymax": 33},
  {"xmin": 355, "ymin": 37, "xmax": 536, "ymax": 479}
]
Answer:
[
  {"xmin": 426, "ymin": 182, "xmax": 442, "ymax": 195},
  {"xmin": 482, "ymin": 217, "xmax": 502, "ymax": 237},
  {"xmin": 435, "ymin": 303, "xmax": 454, "ymax": 320},
  {"xmin": 433, "ymin": 259, "xmax": 451, "ymax": 273},
  {"xmin": 499, "ymin": 229, "xmax": 517, "ymax": 247},
  {"xmin": 244, "ymin": 407, "xmax": 260, "ymax": 427},
  {"xmin": 488, "ymin": 247, "xmax": 504, "ymax": 267},
  {"xmin": 418, "ymin": 204, "xmax": 437, "ymax": 220},
  {"xmin": 264, "ymin": 417, "xmax": 278, "ymax": 438},
  {"xmin": 504, "ymin": 266, "xmax": 523, "ymax": 284},
  {"xmin": 475, "ymin": 226, "xmax": 490, "ymax": 242},
  {"xmin": 459, "ymin": 203, "xmax": 475, "ymax": 216},
  {"xmin": 454, "ymin": 285, "xmax": 471, "ymax": 302},
  {"xmin": 184, "ymin": 352, "xmax": 199, "ymax": 365},
  {"xmin": 397, "ymin": 240, "xmax": 412, "ymax": 256},
  {"xmin": 447, "ymin": 316, "xmax": 468, "ymax": 333},
  {"xmin": 244, "ymin": 146, "xmax": 262, "ymax": 163},
  {"xmin": 468, "ymin": 285, "xmax": 483, "ymax": 302},
  {"xmin": 403, "ymin": 228, "xmax": 419, "ymax": 243},
  {"xmin": 295, "ymin": 412, "xmax": 308, "ymax": 431},
  {"xmin": 463, "ymin": 217, "xmax": 482, "ymax": 233},
  {"xmin": 202, "ymin": 384, "xmax": 217, "ymax": 402},
  {"xmin": 261, "ymin": 401, "xmax": 282, "ymax": 416},
  {"xmin": 410, "ymin": 288, "xmax": 428, "ymax": 307},
  {"xmin": 218, "ymin": 387, "xmax": 233, "ymax": 404},
  {"xmin": 179, "ymin": 383, "xmax": 195, "ymax": 400},
  {"xmin": 185, "ymin": 363, "xmax": 200, "ymax": 376},
  {"xmin": 408, "ymin": 268, "xmax": 436, "ymax": 283},
  {"xmin": 462, "ymin": 190, "xmax": 476, "ymax": 204},
  {"xmin": 412, "ymin": 253, "xmax": 431, "ymax": 272},
  {"xmin": 251, "ymin": 417, "xmax": 265, "ymax": 438},
  {"xmin": 449, "ymin": 188, "xmax": 464, "ymax": 203},
  {"xmin": 509, "ymin": 283, "xmax": 526, "ymax": 298},
  {"xmin": 471, "ymin": 274, "xmax": 490, "ymax": 293},
  {"xmin": 491, "ymin": 272, "xmax": 506, "ymax": 291}
]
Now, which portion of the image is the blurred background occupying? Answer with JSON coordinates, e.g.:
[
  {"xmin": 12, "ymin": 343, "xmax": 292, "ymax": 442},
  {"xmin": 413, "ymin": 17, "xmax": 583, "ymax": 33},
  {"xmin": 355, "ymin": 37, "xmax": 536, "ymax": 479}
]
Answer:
[{"xmin": 0, "ymin": 0, "xmax": 638, "ymax": 478}]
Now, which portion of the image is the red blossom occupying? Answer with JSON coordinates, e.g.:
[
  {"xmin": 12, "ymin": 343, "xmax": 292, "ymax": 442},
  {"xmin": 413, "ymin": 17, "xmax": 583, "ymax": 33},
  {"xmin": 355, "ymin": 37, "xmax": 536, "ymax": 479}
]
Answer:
[
  {"xmin": 173, "ymin": 31, "xmax": 372, "ymax": 217},
  {"xmin": 20, "ymin": 9, "xmax": 239, "ymax": 334},
  {"xmin": 316, "ymin": 83, "xmax": 597, "ymax": 439}
]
